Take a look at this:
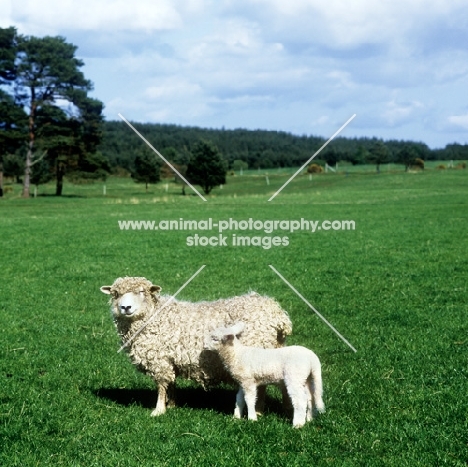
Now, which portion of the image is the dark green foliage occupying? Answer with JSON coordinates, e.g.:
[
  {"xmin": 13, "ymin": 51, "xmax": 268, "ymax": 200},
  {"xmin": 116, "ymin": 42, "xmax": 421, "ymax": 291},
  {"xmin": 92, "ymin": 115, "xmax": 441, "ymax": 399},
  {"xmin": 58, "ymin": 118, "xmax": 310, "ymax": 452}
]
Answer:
[
  {"xmin": 131, "ymin": 148, "xmax": 161, "ymax": 191},
  {"xmin": 99, "ymin": 122, "xmax": 467, "ymax": 176},
  {"xmin": 2, "ymin": 153, "xmax": 24, "ymax": 181},
  {"xmin": 0, "ymin": 90, "xmax": 28, "ymax": 156},
  {"xmin": 0, "ymin": 26, "xmax": 17, "ymax": 84},
  {"xmin": 0, "ymin": 27, "xmax": 106, "ymax": 196},
  {"xmin": 186, "ymin": 140, "xmax": 226, "ymax": 194},
  {"xmin": 323, "ymin": 146, "xmax": 339, "ymax": 167},
  {"xmin": 30, "ymin": 157, "xmax": 53, "ymax": 187},
  {"xmin": 367, "ymin": 141, "xmax": 391, "ymax": 173},
  {"xmin": 396, "ymin": 144, "xmax": 420, "ymax": 171}
]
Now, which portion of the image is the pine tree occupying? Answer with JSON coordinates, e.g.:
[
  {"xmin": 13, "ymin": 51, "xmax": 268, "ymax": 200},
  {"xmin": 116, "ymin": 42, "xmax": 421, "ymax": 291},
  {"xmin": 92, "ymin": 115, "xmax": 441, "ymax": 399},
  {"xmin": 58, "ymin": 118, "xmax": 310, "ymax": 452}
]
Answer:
[{"xmin": 186, "ymin": 141, "xmax": 226, "ymax": 195}]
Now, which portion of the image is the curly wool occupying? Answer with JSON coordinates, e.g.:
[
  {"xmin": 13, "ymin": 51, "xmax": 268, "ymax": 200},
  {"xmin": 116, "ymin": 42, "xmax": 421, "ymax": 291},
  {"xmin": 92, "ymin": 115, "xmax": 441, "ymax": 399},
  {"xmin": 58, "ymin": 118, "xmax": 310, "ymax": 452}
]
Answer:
[{"xmin": 106, "ymin": 277, "xmax": 293, "ymax": 389}]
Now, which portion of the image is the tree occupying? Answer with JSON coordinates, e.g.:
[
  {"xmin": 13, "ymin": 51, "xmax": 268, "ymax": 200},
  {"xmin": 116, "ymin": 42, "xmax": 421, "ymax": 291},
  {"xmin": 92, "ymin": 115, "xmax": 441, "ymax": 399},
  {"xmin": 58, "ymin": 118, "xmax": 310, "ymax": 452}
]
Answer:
[
  {"xmin": 1, "ymin": 28, "xmax": 24, "ymax": 196},
  {"xmin": 131, "ymin": 148, "xmax": 161, "ymax": 192},
  {"xmin": 0, "ymin": 91, "xmax": 27, "ymax": 196},
  {"xmin": 396, "ymin": 144, "xmax": 419, "ymax": 171},
  {"xmin": 35, "ymin": 95, "xmax": 108, "ymax": 195},
  {"xmin": 232, "ymin": 159, "xmax": 248, "ymax": 172},
  {"xmin": 1, "ymin": 28, "xmax": 104, "ymax": 197},
  {"xmin": 186, "ymin": 141, "xmax": 226, "ymax": 195},
  {"xmin": 349, "ymin": 145, "xmax": 368, "ymax": 165},
  {"xmin": 322, "ymin": 146, "xmax": 339, "ymax": 167},
  {"xmin": 0, "ymin": 26, "xmax": 17, "ymax": 85},
  {"xmin": 367, "ymin": 141, "xmax": 391, "ymax": 173},
  {"xmin": 30, "ymin": 158, "xmax": 53, "ymax": 190},
  {"xmin": 3, "ymin": 153, "xmax": 24, "ymax": 182}
]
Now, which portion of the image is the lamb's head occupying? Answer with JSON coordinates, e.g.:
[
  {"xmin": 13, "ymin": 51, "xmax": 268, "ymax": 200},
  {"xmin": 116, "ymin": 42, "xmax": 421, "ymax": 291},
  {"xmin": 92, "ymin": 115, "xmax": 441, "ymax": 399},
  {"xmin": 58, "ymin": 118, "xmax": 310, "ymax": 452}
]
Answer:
[
  {"xmin": 100, "ymin": 277, "xmax": 161, "ymax": 321},
  {"xmin": 204, "ymin": 322, "xmax": 245, "ymax": 351}
]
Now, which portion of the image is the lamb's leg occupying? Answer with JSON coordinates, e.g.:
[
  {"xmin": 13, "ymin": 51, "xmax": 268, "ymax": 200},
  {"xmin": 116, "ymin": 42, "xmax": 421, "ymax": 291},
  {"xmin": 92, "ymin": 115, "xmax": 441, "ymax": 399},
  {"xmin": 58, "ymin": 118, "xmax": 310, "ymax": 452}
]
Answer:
[
  {"xmin": 305, "ymin": 380, "xmax": 313, "ymax": 422},
  {"xmin": 234, "ymin": 388, "xmax": 246, "ymax": 418},
  {"xmin": 287, "ymin": 383, "xmax": 308, "ymax": 428},
  {"xmin": 279, "ymin": 381, "xmax": 293, "ymax": 417},
  {"xmin": 242, "ymin": 383, "xmax": 258, "ymax": 421},
  {"xmin": 255, "ymin": 385, "xmax": 266, "ymax": 415},
  {"xmin": 311, "ymin": 364, "xmax": 325, "ymax": 414},
  {"xmin": 151, "ymin": 382, "xmax": 168, "ymax": 416}
]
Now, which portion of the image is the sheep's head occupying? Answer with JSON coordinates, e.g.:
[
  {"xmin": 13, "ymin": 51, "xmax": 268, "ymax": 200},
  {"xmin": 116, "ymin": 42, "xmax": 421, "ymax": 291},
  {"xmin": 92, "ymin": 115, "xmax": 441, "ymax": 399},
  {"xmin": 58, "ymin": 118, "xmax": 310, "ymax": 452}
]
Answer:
[
  {"xmin": 204, "ymin": 322, "xmax": 245, "ymax": 351},
  {"xmin": 100, "ymin": 277, "xmax": 161, "ymax": 321}
]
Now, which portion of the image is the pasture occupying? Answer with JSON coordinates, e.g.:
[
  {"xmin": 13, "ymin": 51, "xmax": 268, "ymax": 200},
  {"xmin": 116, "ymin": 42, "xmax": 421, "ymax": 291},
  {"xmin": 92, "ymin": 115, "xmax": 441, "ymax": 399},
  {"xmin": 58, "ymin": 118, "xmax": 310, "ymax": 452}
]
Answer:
[{"xmin": 1, "ymin": 167, "xmax": 467, "ymax": 466}]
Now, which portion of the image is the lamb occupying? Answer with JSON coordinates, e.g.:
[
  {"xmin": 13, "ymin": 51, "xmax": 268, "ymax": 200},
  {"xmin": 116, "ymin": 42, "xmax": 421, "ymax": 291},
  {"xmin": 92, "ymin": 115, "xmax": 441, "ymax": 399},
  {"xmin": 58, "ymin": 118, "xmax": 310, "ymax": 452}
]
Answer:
[
  {"xmin": 204, "ymin": 322, "xmax": 325, "ymax": 428},
  {"xmin": 100, "ymin": 277, "xmax": 292, "ymax": 416}
]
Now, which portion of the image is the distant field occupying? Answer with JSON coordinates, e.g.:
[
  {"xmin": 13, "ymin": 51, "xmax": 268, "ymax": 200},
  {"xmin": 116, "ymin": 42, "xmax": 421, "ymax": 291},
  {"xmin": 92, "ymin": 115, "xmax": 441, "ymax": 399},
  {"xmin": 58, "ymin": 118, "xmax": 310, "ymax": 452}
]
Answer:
[{"xmin": 0, "ymin": 168, "xmax": 466, "ymax": 466}]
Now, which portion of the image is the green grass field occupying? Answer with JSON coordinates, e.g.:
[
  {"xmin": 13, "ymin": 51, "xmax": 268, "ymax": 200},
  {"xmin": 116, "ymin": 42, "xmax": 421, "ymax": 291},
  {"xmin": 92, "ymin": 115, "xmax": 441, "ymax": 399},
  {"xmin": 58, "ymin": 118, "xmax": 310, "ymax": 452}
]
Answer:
[{"xmin": 1, "ymin": 167, "xmax": 467, "ymax": 466}]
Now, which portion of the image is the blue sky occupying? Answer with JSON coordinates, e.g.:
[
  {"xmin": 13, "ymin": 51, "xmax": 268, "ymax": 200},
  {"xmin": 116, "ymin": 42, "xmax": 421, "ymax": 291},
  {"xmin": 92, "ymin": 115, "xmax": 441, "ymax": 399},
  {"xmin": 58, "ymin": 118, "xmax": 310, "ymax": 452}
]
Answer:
[{"xmin": 3, "ymin": 0, "xmax": 468, "ymax": 148}]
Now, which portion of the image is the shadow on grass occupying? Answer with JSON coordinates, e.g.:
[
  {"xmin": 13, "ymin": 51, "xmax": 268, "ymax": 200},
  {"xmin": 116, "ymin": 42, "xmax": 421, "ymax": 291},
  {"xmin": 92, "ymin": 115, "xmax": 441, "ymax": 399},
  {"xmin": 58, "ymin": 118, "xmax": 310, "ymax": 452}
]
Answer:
[
  {"xmin": 36, "ymin": 193, "xmax": 86, "ymax": 198},
  {"xmin": 93, "ymin": 385, "xmax": 285, "ymax": 417}
]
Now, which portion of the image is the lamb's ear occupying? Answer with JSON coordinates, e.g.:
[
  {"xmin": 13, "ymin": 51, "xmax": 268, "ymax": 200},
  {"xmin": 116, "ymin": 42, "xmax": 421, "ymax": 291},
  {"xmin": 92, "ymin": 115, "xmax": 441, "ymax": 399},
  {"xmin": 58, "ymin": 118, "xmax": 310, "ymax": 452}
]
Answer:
[
  {"xmin": 222, "ymin": 334, "xmax": 235, "ymax": 344},
  {"xmin": 150, "ymin": 285, "xmax": 161, "ymax": 294},
  {"xmin": 231, "ymin": 322, "xmax": 245, "ymax": 336},
  {"xmin": 100, "ymin": 286, "xmax": 112, "ymax": 295}
]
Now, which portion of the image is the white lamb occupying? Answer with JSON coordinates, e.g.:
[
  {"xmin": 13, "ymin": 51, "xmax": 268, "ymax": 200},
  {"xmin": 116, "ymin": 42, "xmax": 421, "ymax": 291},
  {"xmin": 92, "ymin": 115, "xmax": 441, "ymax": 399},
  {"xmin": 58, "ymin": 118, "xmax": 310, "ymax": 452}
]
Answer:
[
  {"xmin": 204, "ymin": 322, "xmax": 325, "ymax": 428},
  {"xmin": 100, "ymin": 277, "xmax": 292, "ymax": 416}
]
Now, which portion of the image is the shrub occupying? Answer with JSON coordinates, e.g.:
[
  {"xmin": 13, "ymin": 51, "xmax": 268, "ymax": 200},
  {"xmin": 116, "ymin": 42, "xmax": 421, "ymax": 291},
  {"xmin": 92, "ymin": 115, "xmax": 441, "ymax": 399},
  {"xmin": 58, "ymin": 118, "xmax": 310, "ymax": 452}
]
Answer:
[
  {"xmin": 307, "ymin": 163, "xmax": 323, "ymax": 174},
  {"xmin": 411, "ymin": 158, "xmax": 425, "ymax": 170}
]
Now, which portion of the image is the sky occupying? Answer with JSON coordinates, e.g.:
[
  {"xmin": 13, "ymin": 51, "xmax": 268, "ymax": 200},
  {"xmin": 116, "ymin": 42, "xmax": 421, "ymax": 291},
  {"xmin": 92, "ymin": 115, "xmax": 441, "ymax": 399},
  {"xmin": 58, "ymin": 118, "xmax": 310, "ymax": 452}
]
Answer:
[{"xmin": 2, "ymin": 0, "xmax": 468, "ymax": 149}]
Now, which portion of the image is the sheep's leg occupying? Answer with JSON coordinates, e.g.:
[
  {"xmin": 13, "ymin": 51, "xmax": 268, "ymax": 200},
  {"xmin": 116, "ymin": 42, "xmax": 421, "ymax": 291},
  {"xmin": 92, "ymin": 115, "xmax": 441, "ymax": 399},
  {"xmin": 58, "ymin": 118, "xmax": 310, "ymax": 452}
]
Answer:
[
  {"xmin": 166, "ymin": 382, "xmax": 176, "ymax": 408},
  {"xmin": 151, "ymin": 383, "xmax": 168, "ymax": 416},
  {"xmin": 234, "ymin": 388, "xmax": 246, "ymax": 418},
  {"xmin": 242, "ymin": 383, "xmax": 258, "ymax": 421}
]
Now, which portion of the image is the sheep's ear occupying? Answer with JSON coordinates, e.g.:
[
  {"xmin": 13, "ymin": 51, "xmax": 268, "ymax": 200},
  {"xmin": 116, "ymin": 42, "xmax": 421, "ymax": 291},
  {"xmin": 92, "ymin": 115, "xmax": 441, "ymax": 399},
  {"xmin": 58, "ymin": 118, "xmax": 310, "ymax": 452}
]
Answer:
[
  {"xmin": 150, "ymin": 285, "xmax": 161, "ymax": 294},
  {"xmin": 100, "ymin": 286, "xmax": 112, "ymax": 295}
]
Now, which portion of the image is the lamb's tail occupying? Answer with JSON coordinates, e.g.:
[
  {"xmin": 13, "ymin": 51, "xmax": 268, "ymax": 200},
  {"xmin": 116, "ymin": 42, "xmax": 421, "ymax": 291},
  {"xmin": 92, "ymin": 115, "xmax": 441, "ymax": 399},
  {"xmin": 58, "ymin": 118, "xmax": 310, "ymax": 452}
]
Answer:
[{"xmin": 309, "ymin": 353, "xmax": 325, "ymax": 414}]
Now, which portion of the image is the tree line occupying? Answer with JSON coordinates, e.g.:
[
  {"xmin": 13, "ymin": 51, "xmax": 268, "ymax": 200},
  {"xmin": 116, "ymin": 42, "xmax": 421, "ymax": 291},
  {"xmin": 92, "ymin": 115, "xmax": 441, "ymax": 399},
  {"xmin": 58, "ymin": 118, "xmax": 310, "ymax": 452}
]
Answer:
[
  {"xmin": 99, "ymin": 120, "xmax": 468, "ymax": 174},
  {"xmin": 1, "ymin": 26, "xmax": 467, "ymax": 197}
]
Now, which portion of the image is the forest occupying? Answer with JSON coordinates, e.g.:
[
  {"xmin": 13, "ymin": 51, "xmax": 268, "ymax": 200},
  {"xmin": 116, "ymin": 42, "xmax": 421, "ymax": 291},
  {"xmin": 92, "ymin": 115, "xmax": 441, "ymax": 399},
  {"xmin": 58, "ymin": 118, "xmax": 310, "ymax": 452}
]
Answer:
[{"xmin": 99, "ymin": 119, "xmax": 468, "ymax": 173}]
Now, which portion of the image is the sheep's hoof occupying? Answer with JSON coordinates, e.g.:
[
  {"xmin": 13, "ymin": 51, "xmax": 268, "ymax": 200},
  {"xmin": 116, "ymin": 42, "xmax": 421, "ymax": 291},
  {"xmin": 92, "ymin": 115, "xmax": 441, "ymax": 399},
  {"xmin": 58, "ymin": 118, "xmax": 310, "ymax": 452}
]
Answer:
[{"xmin": 151, "ymin": 406, "xmax": 166, "ymax": 416}]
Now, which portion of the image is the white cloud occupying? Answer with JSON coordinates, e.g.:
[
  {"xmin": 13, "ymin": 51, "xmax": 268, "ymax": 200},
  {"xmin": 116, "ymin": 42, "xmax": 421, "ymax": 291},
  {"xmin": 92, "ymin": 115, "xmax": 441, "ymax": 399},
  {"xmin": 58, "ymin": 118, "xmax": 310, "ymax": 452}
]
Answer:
[
  {"xmin": 382, "ymin": 99, "xmax": 425, "ymax": 127},
  {"xmin": 8, "ymin": 0, "xmax": 185, "ymax": 33},
  {"xmin": 230, "ymin": 0, "xmax": 467, "ymax": 49},
  {"xmin": 447, "ymin": 115, "xmax": 468, "ymax": 131}
]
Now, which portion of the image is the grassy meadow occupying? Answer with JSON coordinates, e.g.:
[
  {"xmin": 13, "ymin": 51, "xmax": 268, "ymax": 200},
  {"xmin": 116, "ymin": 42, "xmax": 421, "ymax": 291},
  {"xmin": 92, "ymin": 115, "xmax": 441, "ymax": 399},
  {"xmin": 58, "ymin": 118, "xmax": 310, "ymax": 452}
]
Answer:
[{"xmin": 0, "ymin": 166, "xmax": 467, "ymax": 466}]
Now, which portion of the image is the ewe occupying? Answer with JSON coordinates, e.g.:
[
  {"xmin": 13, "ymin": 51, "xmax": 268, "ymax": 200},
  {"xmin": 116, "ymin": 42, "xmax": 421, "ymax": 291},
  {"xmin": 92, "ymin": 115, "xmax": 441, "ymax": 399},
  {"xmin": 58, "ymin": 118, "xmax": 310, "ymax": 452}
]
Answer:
[
  {"xmin": 100, "ymin": 277, "xmax": 292, "ymax": 416},
  {"xmin": 205, "ymin": 322, "xmax": 325, "ymax": 428}
]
